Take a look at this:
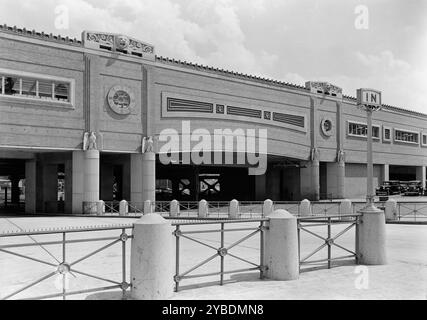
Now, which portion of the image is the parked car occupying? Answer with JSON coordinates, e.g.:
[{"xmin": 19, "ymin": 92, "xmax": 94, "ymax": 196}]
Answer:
[
  {"xmin": 404, "ymin": 180, "xmax": 423, "ymax": 196},
  {"xmin": 376, "ymin": 180, "xmax": 401, "ymax": 196},
  {"xmin": 399, "ymin": 181, "xmax": 410, "ymax": 194}
]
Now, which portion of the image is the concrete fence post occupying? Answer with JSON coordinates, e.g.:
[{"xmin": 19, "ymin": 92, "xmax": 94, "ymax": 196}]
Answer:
[
  {"xmin": 385, "ymin": 199, "xmax": 397, "ymax": 221},
  {"xmin": 96, "ymin": 200, "xmax": 105, "ymax": 215},
  {"xmin": 229, "ymin": 199, "xmax": 240, "ymax": 219},
  {"xmin": 130, "ymin": 214, "xmax": 174, "ymax": 300},
  {"xmin": 170, "ymin": 200, "xmax": 180, "ymax": 217},
  {"xmin": 144, "ymin": 200, "xmax": 152, "ymax": 214},
  {"xmin": 300, "ymin": 199, "xmax": 311, "ymax": 217},
  {"xmin": 198, "ymin": 200, "xmax": 208, "ymax": 218},
  {"xmin": 339, "ymin": 199, "xmax": 352, "ymax": 221},
  {"xmin": 357, "ymin": 205, "xmax": 387, "ymax": 265},
  {"xmin": 119, "ymin": 200, "xmax": 128, "ymax": 216},
  {"xmin": 262, "ymin": 199, "xmax": 274, "ymax": 217},
  {"xmin": 264, "ymin": 209, "xmax": 299, "ymax": 280}
]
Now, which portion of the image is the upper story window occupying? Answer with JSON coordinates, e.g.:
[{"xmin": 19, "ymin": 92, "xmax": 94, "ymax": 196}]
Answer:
[
  {"xmin": 347, "ymin": 121, "xmax": 380, "ymax": 139},
  {"xmin": 394, "ymin": 129, "xmax": 419, "ymax": 144},
  {"xmin": 383, "ymin": 126, "xmax": 391, "ymax": 142},
  {"xmin": 0, "ymin": 69, "xmax": 73, "ymax": 104},
  {"xmin": 422, "ymin": 133, "xmax": 427, "ymax": 147}
]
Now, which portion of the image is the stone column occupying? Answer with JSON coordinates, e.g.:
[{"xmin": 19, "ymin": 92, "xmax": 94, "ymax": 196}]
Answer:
[
  {"xmin": 382, "ymin": 164, "xmax": 390, "ymax": 183},
  {"xmin": 83, "ymin": 150, "xmax": 100, "ymax": 211},
  {"xmin": 300, "ymin": 150, "xmax": 320, "ymax": 201},
  {"xmin": 416, "ymin": 166, "xmax": 426, "ymax": 189},
  {"xmin": 264, "ymin": 209, "xmax": 299, "ymax": 280},
  {"xmin": 228, "ymin": 199, "xmax": 240, "ymax": 219},
  {"xmin": 72, "ymin": 151, "xmax": 85, "ymax": 214},
  {"xmin": 130, "ymin": 154, "xmax": 143, "ymax": 208},
  {"xmin": 72, "ymin": 150, "xmax": 100, "ymax": 214},
  {"xmin": 25, "ymin": 160, "xmax": 37, "ymax": 214},
  {"xmin": 262, "ymin": 199, "xmax": 274, "ymax": 217},
  {"xmin": 311, "ymin": 160, "xmax": 320, "ymax": 201},
  {"xmin": 142, "ymin": 153, "xmax": 156, "ymax": 203},
  {"xmin": 357, "ymin": 205, "xmax": 387, "ymax": 265},
  {"xmin": 130, "ymin": 214, "xmax": 174, "ymax": 300},
  {"xmin": 326, "ymin": 151, "xmax": 346, "ymax": 199},
  {"xmin": 385, "ymin": 199, "xmax": 397, "ymax": 221},
  {"xmin": 337, "ymin": 159, "xmax": 345, "ymax": 199},
  {"xmin": 170, "ymin": 200, "xmax": 180, "ymax": 217}
]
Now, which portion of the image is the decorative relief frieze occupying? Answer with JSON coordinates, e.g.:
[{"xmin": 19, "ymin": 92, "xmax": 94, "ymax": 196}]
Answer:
[
  {"xmin": 82, "ymin": 31, "xmax": 155, "ymax": 59},
  {"xmin": 227, "ymin": 106, "xmax": 262, "ymax": 119},
  {"xmin": 161, "ymin": 92, "xmax": 307, "ymax": 133},
  {"xmin": 305, "ymin": 81, "xmax": 342, "ymax": 98},
  {"xmin": 167, "ymin": 98, "xmax": 213, "ymax": 113},
  {"xmin": 216, "ymin": 104, "xmax": 225, "ymax": 114}
]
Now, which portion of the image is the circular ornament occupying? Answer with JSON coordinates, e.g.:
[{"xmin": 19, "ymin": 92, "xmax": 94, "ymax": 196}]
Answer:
[
  {"xmin": 321, "ymin": 117, "xmax": 334, "ymax": 136},
  {"xmin": 107, "ymin": 85, "xmax": 135, "ymax": 115}
]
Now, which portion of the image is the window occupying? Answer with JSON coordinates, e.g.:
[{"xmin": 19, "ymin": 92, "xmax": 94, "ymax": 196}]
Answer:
[
  {"xmin": 348, "ymin": 121, "xmax": 380, "ymax": 139},
  {"xmin": 0, "ymin": 70, "xmax": 72, "ymax": 103},
  {"xmin": 421, "ymin": 133, "xmax": 427, "ymax": 147},
  {"xmin": 383, "ymin": 126, "xmax": 391, "ymax": 142},
  {"xmin": 394, "ymin": 129, "xmax": 419, "ymax": 144}
]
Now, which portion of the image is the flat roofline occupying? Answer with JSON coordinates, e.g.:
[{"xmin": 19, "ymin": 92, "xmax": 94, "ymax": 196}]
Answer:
[{"xmin": 1, "ymin": 23, "xmax": 426, "ymax": 118}]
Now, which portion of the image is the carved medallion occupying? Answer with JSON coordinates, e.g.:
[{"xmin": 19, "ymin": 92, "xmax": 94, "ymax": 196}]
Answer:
[
  {"xmin": 107, "ymin": 85, "xmax": 135, "ymax": 115},
  {"xmin": 320, "ymin": 117, "xmax": 334, "ymax": 137}
]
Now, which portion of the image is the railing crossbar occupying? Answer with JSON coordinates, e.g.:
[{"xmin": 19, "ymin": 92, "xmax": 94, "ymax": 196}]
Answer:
[
  {"xmin": 180, "ymin": 267, "xmax": 260, "ymax": 280},
  {"xmin": 70, "ymin": 239, "xmax": 121, "ymax": 267},
  {"xmin": 2, "ymin": 271, "xmax": 57, "ymax": 300},
  {"xmin": 178, "ymin": 234, "xmax": 218, "ymax": 251},
  {"xmin": 300, "ymin": 254, "xmax": 356, "ymax": 265},
  {"xmin": 0, "ymin": 236, "xmax": 127, "ymax": 250},
  {"xmin": 70, "ymin": 268, "xmax": 122, "ymax": 286},
  {"xmin": 180, "ymin": 227, "xmax": 259, "ymax": 235},
  {"xmin": 227, "ymin": 252, "xmax": 259, "ymax": 267},
  {"xmin": 0, "ymin": 248, "xmax": 57, "ymax": 267}
]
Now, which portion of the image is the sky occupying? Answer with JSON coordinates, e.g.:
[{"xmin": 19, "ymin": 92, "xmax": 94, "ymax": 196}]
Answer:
[{"xmin": 0, "ymin": 0, "xmax": 426, "ymax": 113}]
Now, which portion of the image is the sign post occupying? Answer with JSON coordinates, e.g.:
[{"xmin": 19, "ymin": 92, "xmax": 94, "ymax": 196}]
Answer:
[
  {"xmin": 356, "ymin": 88, "xmax": 382, "ymax": 207},
  {"xmin": 355, "ymin": 88, "xmax": 387, "ymax": 265}
]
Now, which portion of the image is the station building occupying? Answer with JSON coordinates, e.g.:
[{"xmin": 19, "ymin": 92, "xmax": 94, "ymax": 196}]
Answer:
[{"xmin": 0, "ymin": 25, "xmax": 426, "ymax": 214}]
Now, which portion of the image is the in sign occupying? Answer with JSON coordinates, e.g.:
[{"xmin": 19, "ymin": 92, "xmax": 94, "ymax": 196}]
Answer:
[{"xmin": 357, "ymin": 88, "xmax": 382, "ymax": 107}]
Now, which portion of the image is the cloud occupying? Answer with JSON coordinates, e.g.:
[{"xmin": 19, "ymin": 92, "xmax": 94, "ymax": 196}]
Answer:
[
  {"xmin": 323, "ymin": 50, "xmax": 426, "ymax": 112},
  {"xmin": 0, "ymin": 0, "xmax": 426, "ymax": 113}
]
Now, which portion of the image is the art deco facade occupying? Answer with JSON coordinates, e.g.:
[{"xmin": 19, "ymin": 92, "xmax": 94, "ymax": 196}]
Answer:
[{"xmin": 0, "ymin": 25, "xmax": 426, "ymax": 214}]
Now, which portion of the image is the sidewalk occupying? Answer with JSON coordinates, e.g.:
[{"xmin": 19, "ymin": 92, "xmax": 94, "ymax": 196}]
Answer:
[{"xmin": 1, "ymin": 217, "xmax": 426, "ymax": 300}]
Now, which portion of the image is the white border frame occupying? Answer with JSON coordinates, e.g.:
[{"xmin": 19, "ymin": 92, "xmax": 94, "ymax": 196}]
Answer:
[
  {"xmin": 393, "ymin": 127, "xmax": 420, "ymax": 145},
  {"xmin": 0, "ymin": 67, "xmax": 75, "ymax": 106},
  {"xmin": 420, "ymin": 132, "xmax": 427, "ymax": 147},
  {"xmin": 382, "ymin": 125, "xmax": 392, "ymax": 143},
  {"xmin": 346, "ymin": 120, "xmax": 381, "ymax": 140}
]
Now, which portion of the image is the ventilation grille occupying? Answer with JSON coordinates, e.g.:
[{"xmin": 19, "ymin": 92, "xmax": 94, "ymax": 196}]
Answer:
[
  {"xmin": 167, "ymin": 98, "xmax": 213, "ymax": 113},
  {"xmin": 273, "ymin": 112, "xmax": 305, "ymax": 128},
  {"xmin": 227, "ymin": 106, "xmax": 262, "ymax": 118}
]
